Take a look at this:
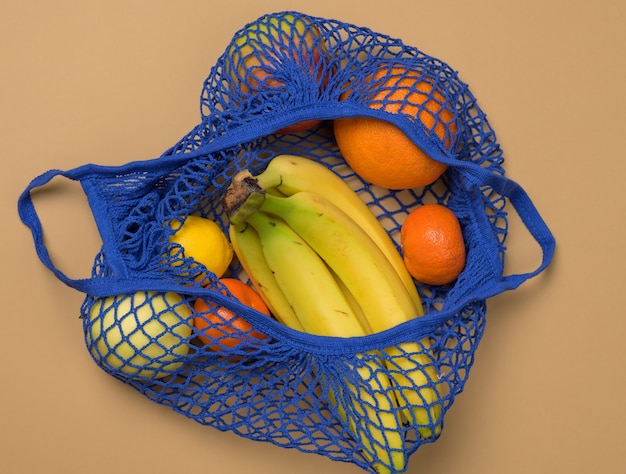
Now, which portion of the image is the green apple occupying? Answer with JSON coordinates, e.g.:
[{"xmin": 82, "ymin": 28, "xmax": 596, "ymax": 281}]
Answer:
[
  {"xmin": 87, "ymin": 291, "xmax": 192, "ymax": 380},
  {"xmin": 225, "ymin": 13, "xmax": 328, "ymax": 133}
]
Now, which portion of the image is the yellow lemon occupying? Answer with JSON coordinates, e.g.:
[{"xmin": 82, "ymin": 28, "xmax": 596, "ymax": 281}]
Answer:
[{"xmin": 168, "ymin": 215, "xmax": 233, "ymax": 279}]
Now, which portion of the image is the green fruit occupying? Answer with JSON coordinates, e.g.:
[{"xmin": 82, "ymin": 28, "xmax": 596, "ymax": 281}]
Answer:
[
  {"xmin": 226, "ymin": 13, "xmax": 321, "ymax": 93},
  {"xmin": 224, "ymin": 13, "xmax": 326, "ymax": 133},
  {"xmin": 87, "ymin": 291, "xmax": 192, "ymax": 379}
]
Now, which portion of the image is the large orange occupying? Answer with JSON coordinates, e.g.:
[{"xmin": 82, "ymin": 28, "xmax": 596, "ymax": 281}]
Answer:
[
  {"xmin": 401, "ymin": 204, "xmax": 466, "ymax": 285},
  {"xmin": 334, "ymin": 65, "xmax": 457, "ymax": 190},
  {"xmin": 193, "ymin": 278, "xmax": 270, "ymax": 351}
]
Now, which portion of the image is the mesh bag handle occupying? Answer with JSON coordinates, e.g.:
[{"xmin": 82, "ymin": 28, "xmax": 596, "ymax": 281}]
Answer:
[
  {"xmin": 18, "ymin": 166, "xmax": 103, "ymax": 294},
  {"xmin": 440, "ymin": 163, "xmax": 555, "ymax": 305},
  {"xmin": 468, "ymin": 169, "xmax": 554, "ymax": 297},
  {"xmin": 17, "ymin": 158, "xmax": 203, "ymax": 297}
]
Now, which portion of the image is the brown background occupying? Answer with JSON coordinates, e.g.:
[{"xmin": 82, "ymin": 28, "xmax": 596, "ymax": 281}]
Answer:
[{"xmin": 2, "ymin": 1, "xmax": 625, "ymax": 473}]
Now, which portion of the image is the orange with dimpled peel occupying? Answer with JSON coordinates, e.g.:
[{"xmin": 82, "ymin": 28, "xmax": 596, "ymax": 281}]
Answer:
[
  {"xmin": 334, "ymin": 65, "xmax": 457, "ymax": 190},
  {"xmin": 401, "ymin": 203, "xmax": 466, "ymax": 285}
]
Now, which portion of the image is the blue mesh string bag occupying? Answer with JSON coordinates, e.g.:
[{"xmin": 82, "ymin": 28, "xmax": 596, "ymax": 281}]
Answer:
[{"xmin": 18, "ymin": 11, "xmax": 555, "ymax": 474}]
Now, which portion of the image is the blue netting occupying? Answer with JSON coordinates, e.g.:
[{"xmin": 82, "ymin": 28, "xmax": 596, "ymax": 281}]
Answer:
[{"xmin": 18, "ymin": 11, "xmax": 555, "ymax": 474}]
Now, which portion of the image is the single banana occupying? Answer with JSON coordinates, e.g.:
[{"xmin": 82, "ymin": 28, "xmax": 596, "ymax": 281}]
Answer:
[
  {"xmin": 260, "ymin": 191, "xmax": 443, "ymax": 439},
  {"xmin": 384, "ymin": 344, "xmax": 444, "ymax": 439},
  {"xmin": 243, "ymin": 210, "xmax": 406, "ymax": 473},
  {"xmin": 330, "ymin": 267, "xmax": 373, "ymax": 334},
  {"xmin": 255, "ymin": 154, "xmax": 424, "ymax": 313},
  {"xmin": 228, "ymin": 221, "xmax": 304, "ymax": 331},
  {"xmin": 324, "ymin": 352, "xmax": 406, "ymax": 474}
]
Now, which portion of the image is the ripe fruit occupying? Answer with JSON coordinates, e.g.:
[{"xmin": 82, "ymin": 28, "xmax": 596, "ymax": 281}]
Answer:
[
  {"xmin": 401, "ymin": 203, "xmax": 466, "ymax": 285},
  {"xmin": 224, "ymin": 13, "xmax": 327, "ymax": 133},
  {"xmin": 193, "ymin": 278, "xmax": 270, "ymax": 351},
  {"xmin": 223, "ymin": 164, "xmax": 443, "ymax": 465},
  {"xmin": 334, "ymin": 65, "xmax": 457, "ymax": 190},
  {"xmin": 168, "ymin": 215, "xmax": 233, "ymax": 279},
  {"xmin": 87, "ymin": 291, "xmax": 192, "ymax": 379}
]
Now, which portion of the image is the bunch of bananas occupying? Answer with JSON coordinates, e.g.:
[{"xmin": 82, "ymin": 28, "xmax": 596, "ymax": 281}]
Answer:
[{"xmin": 222, "ymin": 154, "xmax": 444, "ymax": 473}]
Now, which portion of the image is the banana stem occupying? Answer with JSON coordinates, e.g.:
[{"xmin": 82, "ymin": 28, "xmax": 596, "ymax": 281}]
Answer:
[{"xmin": 222, "ymin": 170, "xmax": 267, "ymax": 225}]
